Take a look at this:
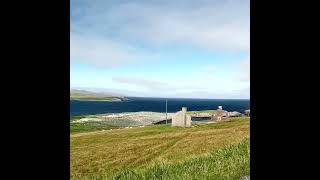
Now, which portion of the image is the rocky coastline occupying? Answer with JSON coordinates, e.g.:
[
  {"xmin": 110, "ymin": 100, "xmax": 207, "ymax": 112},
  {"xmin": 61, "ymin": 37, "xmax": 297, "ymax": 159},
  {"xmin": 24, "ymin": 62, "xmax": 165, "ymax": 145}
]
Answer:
[
  {"xmin": 72, "ymin": 109, "xmax": 247, "ymax": 127},
  {"xmin": 73, "ymin": 112, "xmax": 176, "ymax": 126}
]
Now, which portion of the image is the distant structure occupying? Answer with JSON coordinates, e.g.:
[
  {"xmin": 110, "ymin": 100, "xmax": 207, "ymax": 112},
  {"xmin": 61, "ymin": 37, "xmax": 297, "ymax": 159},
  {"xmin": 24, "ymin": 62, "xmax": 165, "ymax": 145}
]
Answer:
[
  {"xmin": 211, "ymin": 106, "xmax": 228, "ymax": 121},
  {"xmin": 228, "ymin": 111, "xmax": 242, "ymax": 117},
  {"xmin": 245, "ymin": 109, "xmax": 250, "ymax": 116},
  {"xmin": 172, "ymin": 107, "xmax": 192, "ymax": 127}
]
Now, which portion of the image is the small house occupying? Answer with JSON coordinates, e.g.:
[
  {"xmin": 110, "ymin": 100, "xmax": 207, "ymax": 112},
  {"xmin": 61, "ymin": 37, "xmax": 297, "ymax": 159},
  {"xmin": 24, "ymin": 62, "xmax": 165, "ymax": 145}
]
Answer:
[{"xmin": 211, "ymin": 106, "xmax": 228, "ymax": 121}]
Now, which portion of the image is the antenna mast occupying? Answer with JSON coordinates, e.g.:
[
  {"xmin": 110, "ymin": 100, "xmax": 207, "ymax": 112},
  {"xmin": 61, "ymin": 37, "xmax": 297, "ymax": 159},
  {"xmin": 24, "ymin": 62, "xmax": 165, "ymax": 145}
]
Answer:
[{"xmin": 166, "ymin": 99, "xmax": 168, "ymax": 124}]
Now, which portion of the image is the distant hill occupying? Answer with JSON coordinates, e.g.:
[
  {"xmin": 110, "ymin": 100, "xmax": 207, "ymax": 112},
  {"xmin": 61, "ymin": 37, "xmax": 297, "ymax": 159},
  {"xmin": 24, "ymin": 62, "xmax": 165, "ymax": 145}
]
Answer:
[{"xmin": 70, "ymin": 89, "xmax": 129, "ymax": 101}]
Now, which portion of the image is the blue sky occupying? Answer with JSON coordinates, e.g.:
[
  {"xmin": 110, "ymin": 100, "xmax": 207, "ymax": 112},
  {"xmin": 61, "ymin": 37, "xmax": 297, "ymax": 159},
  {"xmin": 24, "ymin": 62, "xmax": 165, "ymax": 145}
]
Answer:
[{"xmin": 70, "ymin": 0, "xmax": 250, "ymax": 99}]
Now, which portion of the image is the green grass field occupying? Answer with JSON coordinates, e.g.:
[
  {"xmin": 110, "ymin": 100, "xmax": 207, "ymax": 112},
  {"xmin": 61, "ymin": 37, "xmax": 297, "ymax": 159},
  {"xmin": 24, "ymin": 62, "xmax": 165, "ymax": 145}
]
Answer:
[
  {"xmin": 187, "ymin": 109, "xmax": 217, "ymax": 115},
  {"xmin": 70, "ymin": 117, "xmax": 250, "ymax": 179},
  {"xmin": 110, "ymin": 138, "xmax": 249, "ymax": 180},
  {"xmin": 70, "ymin": 115, "xmax": 86, "ymax": 122},
  {"xmin": 70, "ymin": 115, "xmax": 123, "ymax": 134},
  {"xmin": 71, "ymin": 122, "xmax": 119, "ymax": 134}
]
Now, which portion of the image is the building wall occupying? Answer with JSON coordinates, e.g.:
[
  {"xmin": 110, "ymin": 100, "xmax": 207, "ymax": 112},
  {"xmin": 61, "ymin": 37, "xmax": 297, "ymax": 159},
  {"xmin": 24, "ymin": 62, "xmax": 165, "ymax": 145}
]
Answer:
[
  {"xmin": 172, "ymin": 107, "xmax": 192, "ymax": 127},
  {"xmin": 185, "ymin": 115, "xmax": 192, "ymax": 127},
  {"xmin": 172, "ymin": 111, "xmax": 185, "ymax": 127}
]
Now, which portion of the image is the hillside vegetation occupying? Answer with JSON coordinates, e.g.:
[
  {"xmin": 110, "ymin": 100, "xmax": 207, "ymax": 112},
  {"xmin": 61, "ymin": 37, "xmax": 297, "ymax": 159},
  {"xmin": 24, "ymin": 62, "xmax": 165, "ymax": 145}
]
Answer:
[
  {"xmin": 70, "ymin": 89, "xmax": 128, "ymax": 101},
  {"xmin": 110, "ymin": 138, "xmax": 249, "ymax": 180},
  {"xmin": 70, "ymin": 117, "xmax": 250, "ymax": 179}
]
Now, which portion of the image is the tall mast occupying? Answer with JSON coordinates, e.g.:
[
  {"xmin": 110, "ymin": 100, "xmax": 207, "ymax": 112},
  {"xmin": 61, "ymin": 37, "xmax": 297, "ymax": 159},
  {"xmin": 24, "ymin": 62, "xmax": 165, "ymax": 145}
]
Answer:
[{"xmin": 166, "ymin": 99, "xmax": 168, "ymax": 124}]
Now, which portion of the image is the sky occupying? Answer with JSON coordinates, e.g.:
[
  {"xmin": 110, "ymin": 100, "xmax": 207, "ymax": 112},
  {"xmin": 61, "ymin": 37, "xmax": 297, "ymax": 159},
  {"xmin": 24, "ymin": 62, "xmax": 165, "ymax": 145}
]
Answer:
[{"xmin": 70, "ymin": 0, "xmax": 250, "ymax": 99}]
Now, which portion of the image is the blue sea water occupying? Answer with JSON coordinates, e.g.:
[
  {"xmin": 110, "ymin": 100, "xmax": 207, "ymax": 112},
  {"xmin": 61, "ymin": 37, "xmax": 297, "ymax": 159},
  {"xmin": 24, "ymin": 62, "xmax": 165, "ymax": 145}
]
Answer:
[{"xmin": 70, "ymin": 97, "xmax": 250, "ymax": 116}]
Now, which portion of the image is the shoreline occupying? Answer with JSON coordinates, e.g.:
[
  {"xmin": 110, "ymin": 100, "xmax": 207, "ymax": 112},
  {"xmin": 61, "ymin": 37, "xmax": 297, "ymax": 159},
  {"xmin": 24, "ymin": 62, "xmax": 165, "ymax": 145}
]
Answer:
[{"xmin": 70, "ymin": 110, "xmax": 218, "ymax": 129}]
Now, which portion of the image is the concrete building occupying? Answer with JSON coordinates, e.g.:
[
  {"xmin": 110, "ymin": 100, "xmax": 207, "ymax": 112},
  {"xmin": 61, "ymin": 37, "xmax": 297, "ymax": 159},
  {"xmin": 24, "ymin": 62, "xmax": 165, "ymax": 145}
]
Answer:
[
  {"xmin": 211, "ymin": 106, "xmax": 228, "ymax": 121},
  {"xmin": 172, "ymin": 107, "xmax": 192, "ymax": 127},
  {"xmin": 245, "ymin": 109, "xmax": 250, "ymax": 116}
]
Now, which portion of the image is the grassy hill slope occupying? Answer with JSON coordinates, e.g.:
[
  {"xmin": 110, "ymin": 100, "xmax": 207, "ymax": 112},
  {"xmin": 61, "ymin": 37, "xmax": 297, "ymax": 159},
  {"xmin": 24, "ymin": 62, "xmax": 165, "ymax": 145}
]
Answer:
[
  {"xmin": 70, "ymin": 117, "xmax": 250, "ymax": 179},
  {"xmin": 70, "ymin": 89, "xmax": 128, "ymax": 101},
  {"xmin": 110, "ymin": 138, "xmax": 249, "ymax": 180}
]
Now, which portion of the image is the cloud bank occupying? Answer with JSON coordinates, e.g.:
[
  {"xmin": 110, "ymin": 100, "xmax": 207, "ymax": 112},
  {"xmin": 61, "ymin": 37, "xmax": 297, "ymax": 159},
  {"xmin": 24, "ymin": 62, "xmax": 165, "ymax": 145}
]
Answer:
[
  {"xmin": 235, "ymin": 58, "xmax": 250, "ymax": 82},
  {"xmin": 71, "ymin": 0, "xmax": 250, "ymax": 66},
  {"xmin": 112, "ymin": 76, "xmax": 172, "ymax": 91}
]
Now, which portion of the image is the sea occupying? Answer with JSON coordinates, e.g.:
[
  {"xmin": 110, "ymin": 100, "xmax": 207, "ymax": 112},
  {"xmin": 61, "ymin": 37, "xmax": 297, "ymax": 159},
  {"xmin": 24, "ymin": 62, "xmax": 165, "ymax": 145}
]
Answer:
[{"xmin": 70, "ymin": 97, "xmax": 250, "ymax": 116}]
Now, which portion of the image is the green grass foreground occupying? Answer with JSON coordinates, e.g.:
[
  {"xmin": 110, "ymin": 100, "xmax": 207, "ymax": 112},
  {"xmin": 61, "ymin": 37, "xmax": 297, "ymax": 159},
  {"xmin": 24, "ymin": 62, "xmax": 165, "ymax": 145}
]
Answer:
[
  {"xmin": 70, "ymin": 118, "xmax": 250, "ymax": 179},
  {"xmin": 71, "ymin": 122, "xmax": 119, "ymax": 134},
  {"xmin": 110, "ymin": 138, "xmax": 249, "ymax": 180}
]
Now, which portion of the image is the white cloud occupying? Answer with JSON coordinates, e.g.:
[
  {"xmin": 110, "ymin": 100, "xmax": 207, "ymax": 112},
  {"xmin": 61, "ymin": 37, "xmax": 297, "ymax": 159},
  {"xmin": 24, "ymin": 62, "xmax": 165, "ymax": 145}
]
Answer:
[
  {"xmin": 170, "ymin": 89, "xmax": 249, "ymax": 99},
  {"xmin": 235, "ymin": 58, "xmax": 250, "ymax": 82},
  {"xmin": 71, "ymin": 0, "xmax": 250, "ymax": 60},
  {"xmin": 203, "ymin": 65, "xmax": 219, "ymax": 74},
  {"xmin": 112, "ymin": 76, "xmax": 172, "ymax": 91},
  {"xmin": 70, "ymin": 33, "xmax": 158, "ymax": 67},
  {"xmin": 70, "ymin": 0, "xmax": 250, "ymax": 99},
  {"xmin": 112, "ymin": 76, "xmax": 209, "ymax": 93},
  {"xmin": 111, "ymin": 75, "xmax": 250, "ymax": 99}
]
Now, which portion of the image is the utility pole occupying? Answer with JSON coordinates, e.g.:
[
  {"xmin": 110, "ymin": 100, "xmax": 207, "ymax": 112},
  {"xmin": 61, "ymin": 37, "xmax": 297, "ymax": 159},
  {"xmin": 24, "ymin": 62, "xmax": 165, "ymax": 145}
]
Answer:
[{"xmin": 166, "ymin": 99, "xmax": 168, "ymax": 124}]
